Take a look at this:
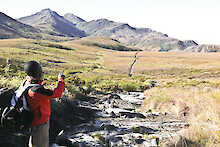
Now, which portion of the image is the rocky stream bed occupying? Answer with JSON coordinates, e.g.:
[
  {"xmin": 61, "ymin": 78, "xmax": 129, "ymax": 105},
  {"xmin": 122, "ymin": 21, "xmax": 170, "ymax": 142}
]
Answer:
[{"xmin": 51, "ymin": 92, "xmax": 189, "ymax": 147}]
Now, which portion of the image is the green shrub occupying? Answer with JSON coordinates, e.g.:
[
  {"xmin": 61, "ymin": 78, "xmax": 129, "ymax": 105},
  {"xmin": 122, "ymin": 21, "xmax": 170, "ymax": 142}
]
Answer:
[
  {"xmin": 33, "ymin": 42, "xmax": 73, "ymax": 50},
  {"xmin": 120, "ymin": 82, "xmax": 138, "ymax": 92}
]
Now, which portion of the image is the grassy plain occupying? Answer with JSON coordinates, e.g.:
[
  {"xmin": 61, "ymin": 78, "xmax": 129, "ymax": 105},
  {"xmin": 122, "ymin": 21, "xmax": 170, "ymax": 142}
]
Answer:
[
  {"xmin": 136, "ymin": 52, "xmax": 220, "ymax": 146},
  {"xmin": 0, "ymin": 38, "xmax": 220, "ymax": 146},
  {"xmin": 0, "ymin": 38, "xmax": 146, "ymax": 93}
]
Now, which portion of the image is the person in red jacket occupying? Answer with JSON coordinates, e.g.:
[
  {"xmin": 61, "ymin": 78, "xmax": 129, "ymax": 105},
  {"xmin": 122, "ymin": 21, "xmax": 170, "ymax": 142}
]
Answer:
[{"xmin": 23, "ymin": 61, "xmax": 65, "ymax": 147}]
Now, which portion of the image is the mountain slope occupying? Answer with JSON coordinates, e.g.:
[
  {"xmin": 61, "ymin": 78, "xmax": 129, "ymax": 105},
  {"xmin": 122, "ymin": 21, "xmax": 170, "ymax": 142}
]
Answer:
[
  {"xmin": 18, "ymin": 9, "xmax": 86, "ymax": 37},
  {"xmin": 185, "ymin": 44, "xmax": 220, "ymax": 52},
  {"xmin": 74, "ymin": 19, "xmax": 198, "ymax": 51},
  {"xmin": 17, "ymin": 9, "xmax": 199, "ymax": 51},
  {"xmin": 64, "ymin": 13, "xmax": 86, "ymax": 24},
  {"xmin": 71, "ymin": 37, "xmax": 141, "ymax": 51},
  {"xmin": 0, "ymin": 12, "xmax": 41, "ymax": 39}
]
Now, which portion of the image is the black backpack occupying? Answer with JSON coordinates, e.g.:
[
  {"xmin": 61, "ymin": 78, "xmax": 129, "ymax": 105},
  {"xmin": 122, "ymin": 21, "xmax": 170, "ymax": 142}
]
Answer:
[
  {"xmin": 0, "ymin": 88, "xmax": 14, "ymax": 108},
  {"xmin": 0, "ymin": 82, "xmax": 39, "ymax": 134}
]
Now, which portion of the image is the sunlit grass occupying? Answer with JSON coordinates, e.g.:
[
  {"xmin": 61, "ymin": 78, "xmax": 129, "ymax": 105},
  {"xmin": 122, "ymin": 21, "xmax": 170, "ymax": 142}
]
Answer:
[
  {"xmin": 0, "ymin": 38, "xmax": 147, "ymax": 93},
  {"xmin": 141, "ymin": 87, "xmax": 220, "ymax": 146}
]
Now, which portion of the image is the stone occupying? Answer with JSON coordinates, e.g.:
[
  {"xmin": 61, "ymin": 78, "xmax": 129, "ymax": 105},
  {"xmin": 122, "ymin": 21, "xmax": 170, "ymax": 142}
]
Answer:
[
  {"xmin": 135, "ymin": 138, "xmax": 145, "ymax": 144},
  {"xmin": 119, "ymin": 112, "xmax": 146, "ymax": 119}
]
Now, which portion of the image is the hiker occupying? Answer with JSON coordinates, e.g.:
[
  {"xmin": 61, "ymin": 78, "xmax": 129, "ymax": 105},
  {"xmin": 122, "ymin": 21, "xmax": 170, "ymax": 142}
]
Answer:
[{"xmin": 22, "ymin": 61, "xmax": 65, "ymax": 147}]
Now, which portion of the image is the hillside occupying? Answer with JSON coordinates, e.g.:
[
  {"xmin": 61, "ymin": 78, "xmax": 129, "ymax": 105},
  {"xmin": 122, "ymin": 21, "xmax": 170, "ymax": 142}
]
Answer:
[
  {"xmin": 71, "ymin": 37, "xmax": 141, "ymax": 51},
  {"xmin": 0, "ymin": 12, "xmax": 41, "ymax": 39},
  {"xmin": 18, "ymin": 9, "xmax": 200, "ymax": 51},
  {"xmin": 73, "ymin": 18, "xmax": 198, "ymax": 51},
  {"xmin": 18, "ymin": 9, "xmax": 86, "ymax": 37},
  {"xmin": 185, "ymin": 44, "xmax": 220, "ymax": 52},
  {"xmin": 1, "ymin": 9, "xmax": 219, "ymax": 52},
  {"xmin": 1, "ymin": 38, "xmax": 220, "ymax": 92}
]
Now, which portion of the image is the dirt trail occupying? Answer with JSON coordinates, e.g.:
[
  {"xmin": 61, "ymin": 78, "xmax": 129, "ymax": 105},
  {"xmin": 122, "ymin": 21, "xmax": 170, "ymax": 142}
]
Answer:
[
  {"xmin": 52, "ymin": 92, "xmax": 189, "ymax": 147},
  {"xmin": 128, "ymin": 52, "xmax": 140, "ymax": 77}
]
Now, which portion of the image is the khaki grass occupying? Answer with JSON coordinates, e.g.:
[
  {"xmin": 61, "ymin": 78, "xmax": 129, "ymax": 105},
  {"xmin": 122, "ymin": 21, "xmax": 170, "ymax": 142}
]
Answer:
[
  {"xmin": 135, "ymin": 52, "xmax": 220, "ymax": 72},
  {"xmin": 141, "ymin": 87, "xmax": 220, "ymax": 146},
  {"xmin": 103, "ymin": 51, "xmax": 137, "ymax": 74}
]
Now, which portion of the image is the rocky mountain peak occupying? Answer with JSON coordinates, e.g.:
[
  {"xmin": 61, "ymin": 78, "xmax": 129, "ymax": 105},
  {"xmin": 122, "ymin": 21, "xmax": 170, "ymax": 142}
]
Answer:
[
  {"xmin": 116, "ymin": 23, "xmax": 135, "ymax": 30},
  {"xmin": 94, "ymin": 18, "xmax": 115, "ymax": 24},
  {"xmin": 37, "ymin": 8, "xmax": 60, "ymax": 18},
  {"xmin": 40, "ymin": 8, "xmax": 53, "ymax": 13},
  {"xmin": 64, "ymin": 13, "xmax": 86, "ymax": 24},
  {"xmin": 0, "ymin": 12, "xmax": 15, "ymax": 22},
  {"xmin": 88, "ymin": 18, "xmax": 119, "ymax": 29},
  {"xmin": 0, "ymin": 12, "xmax": 5, "ymax": 16},
  {"xmin": 0, "ymin": 12, "xmax": 8, "ymax": 21},
  {"xmin": 18, "ymin": 9, "xmax": 86, "ymax": 37},
  {"xmin": 183, "ymin": 40, "xmax": 198, "ymax": 46},
  {"xmin": 19, "ymin": 8, "xmax": 57, "ymax": 23}
]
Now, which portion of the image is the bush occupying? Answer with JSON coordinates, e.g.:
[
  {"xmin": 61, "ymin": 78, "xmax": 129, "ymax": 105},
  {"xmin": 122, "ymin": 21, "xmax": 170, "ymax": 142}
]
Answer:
[
  {"xmin": 33, "ymin": 42, "xmax": 72, "ymax": 50},
  {"xmin": 120, "ymin": 82, "xmax": 138, "ymax": 92}
]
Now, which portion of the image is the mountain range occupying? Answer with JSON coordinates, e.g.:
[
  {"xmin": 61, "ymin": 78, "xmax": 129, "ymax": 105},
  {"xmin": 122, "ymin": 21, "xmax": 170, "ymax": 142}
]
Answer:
[
  {"xmin": 0, "ymin": 8, "xmax": 219, "ymax": 52},
  {"xmin": 18, "ymin": 9, "xmax": 86, "ymax": 37},
  {"xmin": 0, "ymin": 12, "xmax": 41, "ymax": 39}
]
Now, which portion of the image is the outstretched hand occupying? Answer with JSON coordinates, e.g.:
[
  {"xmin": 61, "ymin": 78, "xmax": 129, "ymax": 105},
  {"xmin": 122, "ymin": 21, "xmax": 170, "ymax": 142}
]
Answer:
[{"xmin": 58, "ymin": 71, "xmax": 65, "ymax": 82}]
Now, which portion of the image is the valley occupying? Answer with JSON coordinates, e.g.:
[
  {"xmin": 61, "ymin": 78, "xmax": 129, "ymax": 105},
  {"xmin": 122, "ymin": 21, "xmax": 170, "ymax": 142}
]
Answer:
[
  {"xmin": 0, "ymin": 8, "xmax": 220, "ymax": 147},
  {"xmin": 0, "ymin": 38, "xmax": 219, "ymax": 146}
]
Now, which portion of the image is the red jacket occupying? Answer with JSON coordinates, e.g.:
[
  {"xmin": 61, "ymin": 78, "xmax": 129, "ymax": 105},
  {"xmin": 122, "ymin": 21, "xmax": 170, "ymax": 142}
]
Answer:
[{"xmin": 25, "ymin": 76, "xmax": 65, "ymax": 126}]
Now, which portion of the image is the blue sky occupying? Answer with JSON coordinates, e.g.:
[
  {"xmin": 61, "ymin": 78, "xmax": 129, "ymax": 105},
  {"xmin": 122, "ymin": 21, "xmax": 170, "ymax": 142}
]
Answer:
[{"xmin": 1, "ymin": 0, "xmax": 219, "ymax": 44}]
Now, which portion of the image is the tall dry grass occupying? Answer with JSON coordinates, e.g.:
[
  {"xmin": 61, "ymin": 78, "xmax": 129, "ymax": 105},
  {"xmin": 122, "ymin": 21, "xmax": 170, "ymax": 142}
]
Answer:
[{"xmin": 141, "ymin": 87, "xmax": 220, "ymax": 146}]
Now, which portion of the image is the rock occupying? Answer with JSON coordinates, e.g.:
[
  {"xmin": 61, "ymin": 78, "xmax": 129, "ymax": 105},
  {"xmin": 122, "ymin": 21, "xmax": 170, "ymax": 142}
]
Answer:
[
  {"xmin": 109, "ymin": 94, "xmax": 122, "ymax": 100},
  {"xmin": 0, "ymin": 132, "xmax": 29, "ymax": 147},
  {"xmin": 0, "ymin": 89, "xmax": 189, "ymax": 147},
  {"xmin": 100, "ymin": 124, "xmax": 119, "ymax": 131},
  {"xmin": 118, "ymin": 92, "xmax": 146, "ymax": 106},
  {"xmin": 55, "ymin": 136, "xmax": 75, "ymax": 147},
  {"xmin": 105, "ymin": 108, "xmax": 131, "ymax": 115},
  {"xmin": 48, "ymin": 92, "xmax": 188, "ymax": 146},
  {"xmin": 145, "ymin": 112, "xmax": 160, "ymax": 117},
  {"xmin": 95, "ymin": 111, "xmax": 111, "ymax": 118},
  {"xmin": 135, "ymin": 138, "xmax": 145, "ymax": 144},
  {"xmin": 152, "ymin": 138, "xmax": 160, "ymax": 146},
  {"xmin": 110, "ymin": 111, "xmax": 117, "ymax": 118},
  {"xmin": 131, "ymin": 126, "xmax": 158, "ymax": 134},
  {"xmin": 70, "ymin": 133, "xmax": 102, "ymax": 147},
  {"xmin": 119, "ymin": 111, "xmax": 146, "ymax": 119},
  {"xmin": 141, "ymin": 138, "xmax": 159, "ymax": 147},
  {"xmin": 109, "ymin": 136, "xmax": 124, "ymax": 147}
]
